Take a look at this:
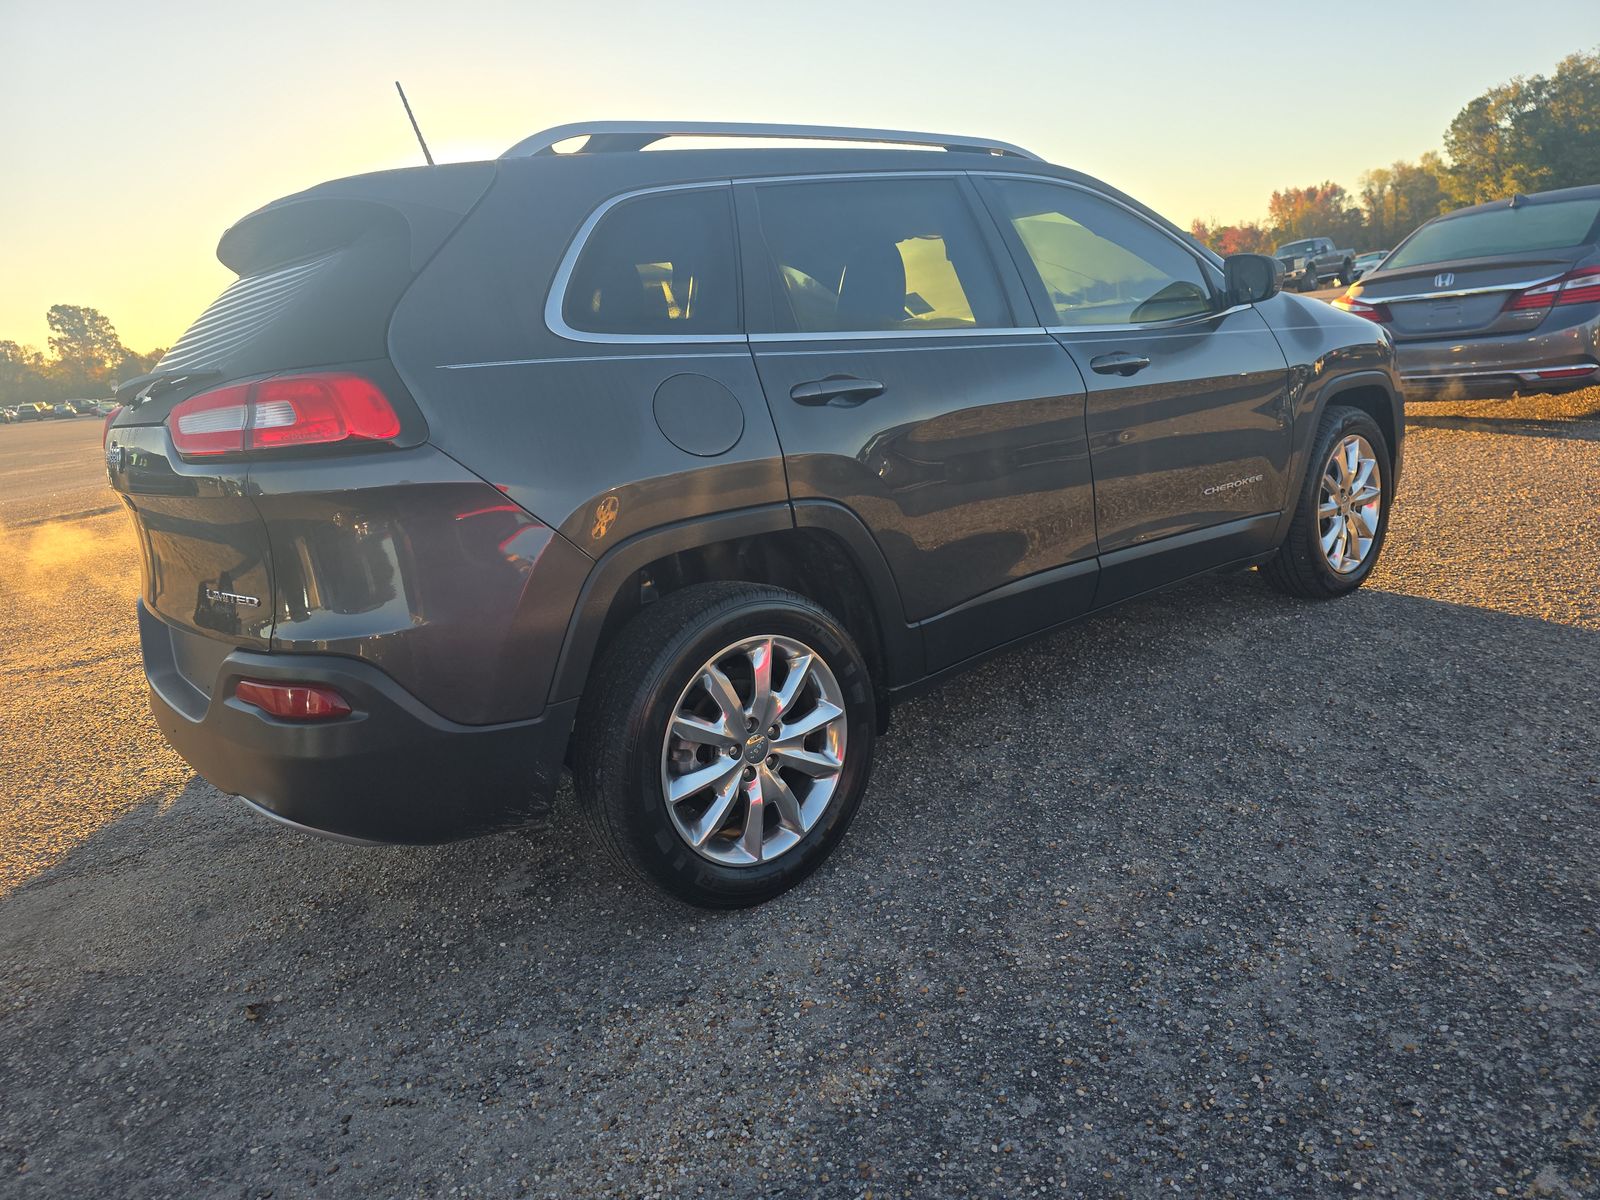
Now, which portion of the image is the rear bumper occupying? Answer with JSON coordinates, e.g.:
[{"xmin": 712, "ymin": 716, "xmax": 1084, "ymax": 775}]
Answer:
[
  {"xmin": 140, "ymin": 601, "xmax": 575, "ymax": 843},
  {"xmin": 1394, "ymin": 315, "xmax": 1600, "ymax": 398}
]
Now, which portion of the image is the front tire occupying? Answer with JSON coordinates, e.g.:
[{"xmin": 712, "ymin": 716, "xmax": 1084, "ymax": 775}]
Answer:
[
  {"xmin": 1261, "ymin": 405, "xmax": 1392, "ymax": 599},
  {"xmin": 573, "ymin": 582, "xmax": 876, "ymax": 908}
]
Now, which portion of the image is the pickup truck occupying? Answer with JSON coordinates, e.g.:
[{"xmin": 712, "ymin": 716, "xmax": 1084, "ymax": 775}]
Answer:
[{"xmin": 1274, "ymin": 237, "xmax": 1357, "ymax": 291}]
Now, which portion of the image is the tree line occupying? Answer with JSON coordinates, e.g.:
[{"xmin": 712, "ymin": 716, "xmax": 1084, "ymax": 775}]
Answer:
[
  {"xmin": 1, "ymin": 305, "xmax": 164, "ymax": 407},
  {"xmin": 1191, "ymin": 48, "xmax": 1600, "ymax": 256},
  {"xmin": 5, "ymin": 48, "xmax": 1595, "ymax": 402}
]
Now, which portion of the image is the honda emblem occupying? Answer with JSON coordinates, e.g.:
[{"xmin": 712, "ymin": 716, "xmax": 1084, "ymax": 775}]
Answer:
[{"xmin": 1434, "ymin": 272, "xmax": 1455, "ymax": 288}]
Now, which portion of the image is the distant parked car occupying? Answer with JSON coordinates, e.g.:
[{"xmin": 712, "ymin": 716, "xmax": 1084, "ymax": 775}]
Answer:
[
  {"xmin": 1351, "ymin": 251, "xmax": 1388, "ymax": 280},
  {"xmin": 1275, "ymin": 237, "xmax": 1357, "ymax": 291},
  {"xmin": 1336, "ymin": 184, "xmax": 1600, "ymax": 398},
  {"xmin": 13, "ymin": 403, "xmax": 45, "ymax": 421},
  {"xmin": 69, "ymin": 398, "xmax": 103, "ymax": 414},
  {"xmin": 51, "ymin": 403, "xmax": 79, "ymax": 419},
  {"xmin": 0, "ymin": 407, "xmax": 15, "ymax": 423}
]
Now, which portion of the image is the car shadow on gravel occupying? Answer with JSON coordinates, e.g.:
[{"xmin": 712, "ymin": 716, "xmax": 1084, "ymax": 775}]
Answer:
[{"xmin": 3, "ymin": 572, "xmax": 1598, "ymax": 1197}]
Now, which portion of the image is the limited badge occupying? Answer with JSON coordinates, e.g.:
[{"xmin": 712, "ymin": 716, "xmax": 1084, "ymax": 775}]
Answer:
[{"xmin": 591, "ymin": 494, "xmax": 620, "ymax": 540}]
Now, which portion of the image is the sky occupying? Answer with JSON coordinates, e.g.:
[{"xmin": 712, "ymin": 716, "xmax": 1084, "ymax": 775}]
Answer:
[{"xmin": 2, "ymin": 0, "xmax": 1592, "ymax": 353}]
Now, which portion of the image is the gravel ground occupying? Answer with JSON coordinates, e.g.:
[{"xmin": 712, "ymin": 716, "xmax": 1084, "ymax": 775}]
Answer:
[{"xmin": 1, "ymin": 403, "xmax": 1597, "ymax": 1198}]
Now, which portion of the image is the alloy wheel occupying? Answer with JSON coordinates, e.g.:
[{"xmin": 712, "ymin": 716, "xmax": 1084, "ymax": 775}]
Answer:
[
  {"xmin": 1317, "ymin": 433, "xmax": 1383, "ymax": 574},
  {"xmin": 660, "ymin": 635, "xmax": 848, "ymax": 866}
]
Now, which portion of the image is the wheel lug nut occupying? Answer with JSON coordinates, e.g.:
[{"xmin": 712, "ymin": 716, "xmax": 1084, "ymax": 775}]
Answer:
[
  {"xmin": 768, "ymin": 725, "xmax": 779, "ymax": 737},
  {"xmin": 742, "ymin": 766, "xmax": 756, "ymax": 781},
  {"xmin": 766, "ymin": 756, "xmax": 777, "ymax": 769},
  {"xmin": 746, "ymin": 717, "xmax": 757, "ymax": 731}
]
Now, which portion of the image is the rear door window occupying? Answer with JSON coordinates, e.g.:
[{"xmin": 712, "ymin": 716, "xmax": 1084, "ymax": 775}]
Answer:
[
  {"xmin": 983, "ymin": 178, "xmax": 1216, "ymax": 327},
  {"xmin": 562, "ymin": 187, "xmax": 740, "ymax": 337},
  {"xmin": 748, "ymin": 177, "xmax": 1012, "ymax": 334}
]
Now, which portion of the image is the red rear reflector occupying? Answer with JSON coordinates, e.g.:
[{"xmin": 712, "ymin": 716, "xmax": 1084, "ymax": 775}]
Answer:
[
  {"xmin": 168, "ymin": 373, "xmax": 400, "ymax": 458},
  {"xmin": 234, "ymin": 679, "xmax": 352, "ymax": 721},
  {"xmin": 1532, "ymin": 365, "xmax": 1598, "ymax": 381}
]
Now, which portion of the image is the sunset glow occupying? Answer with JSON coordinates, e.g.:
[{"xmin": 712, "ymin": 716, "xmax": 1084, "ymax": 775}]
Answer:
[{"xmin": 4, "ymin": 0, "xmax": 1592, "ymax": 355}]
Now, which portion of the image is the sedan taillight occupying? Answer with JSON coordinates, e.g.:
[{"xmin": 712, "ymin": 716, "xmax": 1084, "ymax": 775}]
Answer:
[
  {"xmin": 1504, "ymin": 265, "xmax": 1600, "ymax": 312},
  {"xmin": 167, "ymin": 373, "xmax": 401, "ymax": 458},
  {"xmin": 1332, "ymin": 294, "xmax": 1391, "ymax": 323}
]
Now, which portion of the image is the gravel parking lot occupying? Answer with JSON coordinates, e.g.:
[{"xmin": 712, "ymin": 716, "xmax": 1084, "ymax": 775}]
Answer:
[{"xmin": 2, "ymin": 396, "xmax": 1597, "ymax": 1198}]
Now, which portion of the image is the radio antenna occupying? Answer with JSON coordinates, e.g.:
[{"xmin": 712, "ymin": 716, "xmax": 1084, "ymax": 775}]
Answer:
[{"xmin": 394, "ymin": 81, "xmax": 435, "ymax": 166}]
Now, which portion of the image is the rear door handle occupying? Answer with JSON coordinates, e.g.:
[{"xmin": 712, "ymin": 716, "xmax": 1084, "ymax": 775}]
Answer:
[
  {"xmin": 1089, "ymin": 352, "xmax": 1152, "ymax": 377},
  {"xmin": 790, "ymin": 376, "xmax": 885, "ymax": 406}
]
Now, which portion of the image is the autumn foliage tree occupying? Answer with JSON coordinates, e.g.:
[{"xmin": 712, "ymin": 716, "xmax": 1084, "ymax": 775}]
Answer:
[
  {"xmin": 0, "ymin": 306, "xmax": 163, "ymax": 406},
  {"xmin": 1443, "ymin": 50, "xmax": 1600, "ymax": 204},
  {"xmin": 1189, "ymin": 47, "xmax": 1599, "ymax": 261}
]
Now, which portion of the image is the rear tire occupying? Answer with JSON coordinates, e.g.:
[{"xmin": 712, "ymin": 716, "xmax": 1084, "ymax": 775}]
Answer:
[
  {"xmin": 1337, "ymin": 260, "xmax": 1354, "ymax": 286},
  {"xmin": 573, "ymin": 582, "xmax": 876, "ymax": 908},
  {"xmin": 1261, "ymin": 405, "xmax": 1392, "ymax": 599}
]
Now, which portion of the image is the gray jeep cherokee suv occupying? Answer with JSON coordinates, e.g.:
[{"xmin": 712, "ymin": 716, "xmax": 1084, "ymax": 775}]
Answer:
[{"xmin": 108, "ymin": 121, "xmax": 1402, "ymax": 907}]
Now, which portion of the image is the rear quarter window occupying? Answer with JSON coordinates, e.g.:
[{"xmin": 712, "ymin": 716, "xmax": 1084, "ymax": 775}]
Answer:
[{"xmin": 560, "ymin": 187, "xmax": 740, "ymax": 337}]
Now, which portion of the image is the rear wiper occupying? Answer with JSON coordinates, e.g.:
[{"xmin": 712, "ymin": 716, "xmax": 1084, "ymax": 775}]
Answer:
[{"xmin": 115, "ymin": 369, "xmax": 223, "ymax": 407}]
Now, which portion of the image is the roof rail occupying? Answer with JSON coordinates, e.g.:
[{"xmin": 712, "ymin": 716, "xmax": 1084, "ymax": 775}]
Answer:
[{"xmin": 500, "ymin": 121, "xmax": 1041, "ymax": 161}]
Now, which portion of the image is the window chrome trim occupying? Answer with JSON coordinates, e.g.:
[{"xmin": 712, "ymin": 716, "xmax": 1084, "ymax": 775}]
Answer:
[
  {"xmin": 545, "ymin": 168, "xmax": 1239, "ymax": 345},
  {"xmin": 750, "ymin": 326, "xmax": 1048, "ymax": 344},
  {"xmin": 544, "ymin": 179, "xmax": 747, "ymax": 346},
  {"xmin": 755, "ymin": 339, "xmax": 1059, "ymax": 357},
  {"xmin": 441, "ymin": 351, "xmax": 754, "ymax": 370},
  {"xmin": 1043, "ymin": 304, "xmax": 1254, "ymax": 336}
]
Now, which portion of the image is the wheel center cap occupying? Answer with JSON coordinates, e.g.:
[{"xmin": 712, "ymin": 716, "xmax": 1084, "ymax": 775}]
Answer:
[{"xmin": 745, "ymin": 735, "xmax": 770, "ymax": 764}]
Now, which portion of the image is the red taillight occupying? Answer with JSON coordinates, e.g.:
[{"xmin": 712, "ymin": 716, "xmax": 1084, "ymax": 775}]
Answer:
[
  {"xmin": 1332, "ymin": 294, "xmax": 1391, "ymax": 323},
  {"xmin": 1555, "ymin": 265, "xmax": 1600, "ymax": 306},
  {"xmin": 168, "ymin": 373, "xmax": 401, "ymax": 458},
  {"xmin": 1505, "ymin": 265, "xmax": 1600, "ymax": 313},
  {"xmin": 234, "ymin": 679, "xmax": 352, "ymax": 721},
  {"xmin": 101, "ymin": 404, "xmax": 124, "ymax": 447}
]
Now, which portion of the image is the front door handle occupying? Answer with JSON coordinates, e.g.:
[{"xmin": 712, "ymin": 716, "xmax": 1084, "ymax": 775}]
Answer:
[
  {"xmin": 1089, "ymin": 351, "xmax": 1152, "ymax": 377},
  {"xmin": 790, "ymin": 376, "xmax": 885, "ymax": 407}
]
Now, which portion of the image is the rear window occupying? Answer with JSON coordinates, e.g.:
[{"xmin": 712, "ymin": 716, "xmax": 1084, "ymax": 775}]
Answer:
[
  {"xmin": 1385, "ymin": 198, "xmax": 1600, "ymax": 270},
  {"xmin": 562, "ymin": 187, "xmax": 739, "ymax": 336}
]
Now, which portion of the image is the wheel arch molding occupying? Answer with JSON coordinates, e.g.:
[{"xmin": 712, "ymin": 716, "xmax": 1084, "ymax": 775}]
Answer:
[
  {"xmin": 546, "ymin": 501, "xmax": 923, "ymax": 712},
  {"xmin": 1272, "ymin": 367, "xmax": 1402, "ymax": 550}
]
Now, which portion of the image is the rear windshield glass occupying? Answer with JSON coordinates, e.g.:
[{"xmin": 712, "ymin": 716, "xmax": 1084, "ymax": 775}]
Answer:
[
  {"xmin": 1276, "ymin": 241, "xmax": 1316, "ymax": 256},
  {"xmin": 1385, "ymin": 199, "xmax": 1600, "ymax": 270}
]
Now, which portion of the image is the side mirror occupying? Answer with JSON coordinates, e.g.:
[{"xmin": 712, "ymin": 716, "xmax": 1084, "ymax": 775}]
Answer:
[{"xmin": 1224, "ymin": 253, "xmax": 1281, "ymax": 306}]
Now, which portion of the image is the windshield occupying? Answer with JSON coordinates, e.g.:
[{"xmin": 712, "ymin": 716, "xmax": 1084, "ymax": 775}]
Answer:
[
  {"xmin": 1275, "ymin": 241, "xmax": 1315, "ymax": 256},
  {"xmin": 1386, "ymin": 199, "xmax": 1600, "ymax": 270}
]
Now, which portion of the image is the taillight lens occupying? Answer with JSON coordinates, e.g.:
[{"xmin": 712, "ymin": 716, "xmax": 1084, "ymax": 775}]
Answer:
[
  {"xmin": 1505, "ymin": 265, "xmax": 1600, "ymax": 313},
  {"xmin": 1332, "ymin": 294, "xmax": 1391, "ymax": 323},
  {"xmin": 168, "ymin": 373, "xmax": 401, "ymax": 458},
  {"xmin": 101, "ymin": 404, "xmax": 124, "ymax": 447},
  {"xmin": 1555, "ymin": 265, "xmax": 1600, "ymax": 306},
  {"xmin": 234, "ymin": 679, "xmax": 352, "ymax": 721}
]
